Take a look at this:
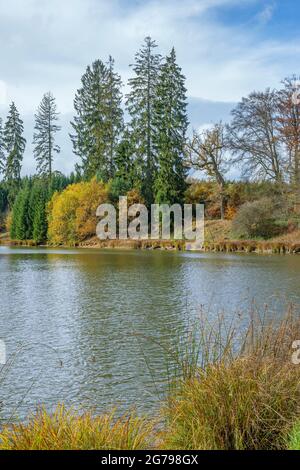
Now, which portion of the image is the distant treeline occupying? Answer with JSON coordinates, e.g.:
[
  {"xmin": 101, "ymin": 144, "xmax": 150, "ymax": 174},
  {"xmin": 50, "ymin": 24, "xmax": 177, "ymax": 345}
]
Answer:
[{"xmin": 1, "ymin": 177, "xmax": 295, "ymax": 245}]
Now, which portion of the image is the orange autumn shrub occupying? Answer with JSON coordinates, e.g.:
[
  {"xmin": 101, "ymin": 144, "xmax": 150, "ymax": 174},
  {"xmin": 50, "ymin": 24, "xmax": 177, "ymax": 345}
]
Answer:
[
  {"xmin": 225, "ymin": 205, "xmax": 237, "ymax": 220},
  {"xmin": 5, "ymin": 211, "xmax": 13, "ymax": 233},
  {"xmin": 75, "ymin": 179, "xmax": 109, "ymax": 240},
  {"xmin": 126, "ymin": 188, "xmax": 145, "ymax": 206}
]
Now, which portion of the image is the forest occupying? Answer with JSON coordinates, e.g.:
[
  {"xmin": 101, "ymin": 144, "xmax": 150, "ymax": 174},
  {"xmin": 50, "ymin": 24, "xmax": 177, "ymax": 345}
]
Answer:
[{"xmin": 0, "ymin": 36, "xmax": 300, "ymax": 246}]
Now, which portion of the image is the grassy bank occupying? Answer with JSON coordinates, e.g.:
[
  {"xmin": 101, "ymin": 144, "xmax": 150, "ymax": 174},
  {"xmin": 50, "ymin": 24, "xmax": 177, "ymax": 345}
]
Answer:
[
  {"xmin": 1, "ymin": 308, "xmax": 300, "ymax": 450},
  {"xmin": 79, "ymin": 219, "xmax": 300, "ymax": 253},
  {"xmin": 203, "ymin": 239, "xmax": 300, "ymax": 254},
  {"xmin": 6, "ymin": 237, "xmax": 300, "ymax": 254},
  {"xmin": 4, "ymin": 227, "xmax": 300, "ymax": 254},
  {"xmin": 2, "ymin": 217, "xmax": 300, "ymax": 253}
]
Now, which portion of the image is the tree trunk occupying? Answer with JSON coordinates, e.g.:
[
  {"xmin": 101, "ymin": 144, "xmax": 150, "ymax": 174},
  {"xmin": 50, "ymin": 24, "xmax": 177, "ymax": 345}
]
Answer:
[{"xmin": 218, "ymin": 181, "xmax": 226, "ymax": 220}]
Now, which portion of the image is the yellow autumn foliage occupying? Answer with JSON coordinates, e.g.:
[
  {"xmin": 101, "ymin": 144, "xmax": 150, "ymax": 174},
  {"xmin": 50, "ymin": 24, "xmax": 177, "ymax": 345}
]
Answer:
[{"xmin": 47, "ymin": 179, "xmax": 109, "ymax": 245}]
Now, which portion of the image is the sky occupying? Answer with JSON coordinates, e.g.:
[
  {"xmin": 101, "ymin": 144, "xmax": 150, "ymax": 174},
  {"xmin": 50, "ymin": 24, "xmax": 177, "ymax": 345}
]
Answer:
[{"xmin": 0, "ymin": 0, "xmax": 300, "ymax": 175}]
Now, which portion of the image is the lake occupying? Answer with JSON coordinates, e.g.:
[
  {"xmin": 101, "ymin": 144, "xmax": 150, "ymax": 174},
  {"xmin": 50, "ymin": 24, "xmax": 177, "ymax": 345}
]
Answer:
[{"xmin": 0, "ymin": 246, "xmax": 300, "ymax": 422}]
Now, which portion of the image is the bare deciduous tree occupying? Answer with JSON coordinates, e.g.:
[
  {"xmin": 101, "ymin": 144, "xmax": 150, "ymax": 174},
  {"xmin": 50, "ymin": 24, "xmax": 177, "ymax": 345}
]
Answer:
[
  {"xmin": 277, "ymin": 76, "xmax": 300, "ymax": 186},
  {"xmin": 186, "ymin": 122, "xmax": 227, "ymax": 219},
  {"xmin": 227, "ymin": 89, "xmax": 283, "ymax": 183}
]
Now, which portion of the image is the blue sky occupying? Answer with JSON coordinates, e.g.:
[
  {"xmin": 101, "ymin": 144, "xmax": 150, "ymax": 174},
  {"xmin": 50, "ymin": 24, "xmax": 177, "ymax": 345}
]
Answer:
[{"xmin": 0, "ymin": 0, "xmax": 299, "ymax": 175}]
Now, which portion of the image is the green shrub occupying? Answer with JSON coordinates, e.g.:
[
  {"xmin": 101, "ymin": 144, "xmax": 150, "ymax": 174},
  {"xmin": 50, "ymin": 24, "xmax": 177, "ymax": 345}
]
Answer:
[{"xmin": 232, "ymin": 197, "xmax": 282, "ymax": 239}]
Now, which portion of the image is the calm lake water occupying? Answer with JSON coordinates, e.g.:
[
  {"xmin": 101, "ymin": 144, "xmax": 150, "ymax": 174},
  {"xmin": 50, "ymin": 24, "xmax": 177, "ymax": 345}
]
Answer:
[{"xmin": 0, "ymin": 246, "xmax": 300, "ymax": 421}]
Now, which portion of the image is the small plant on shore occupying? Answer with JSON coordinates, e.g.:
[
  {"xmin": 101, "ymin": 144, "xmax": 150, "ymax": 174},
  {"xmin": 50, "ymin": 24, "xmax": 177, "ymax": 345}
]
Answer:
[{"xmin": 0, "ymin": 406, "xmax": 154, "ymax": 450}]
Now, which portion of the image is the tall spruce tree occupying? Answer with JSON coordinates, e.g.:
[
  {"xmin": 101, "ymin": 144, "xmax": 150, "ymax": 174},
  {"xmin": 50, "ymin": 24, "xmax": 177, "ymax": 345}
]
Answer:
[
  {"xmin": 0, "ymin": 183, "xmax": 8, "ymax": 213},
  {"xmin": 153, "ymin": 48, "xmax": 188, "ymax": 204},
  {"xmin": 31, "ymin": 180, "xmax": 48, "ymax": 243},
  {"xmin": 126, "ymin": 37, "xmax": 161, "ymax": 205},
  {"xmin": 115, "ymin": 127, "xmax": 136, "ymax": 185},
  {"xmin": 70, "ymin": 58, "xmax": 123, "ymax": 181},
  {"xmin": 0, "ymin": 118, "xmax": 5, "ymax": 176},
  {"xmin": 106, "ymin": 56, "xmax": 124, "ymax": 179},
  {"xmin": 110, "ymin": 127, "xmax": 137, "ymax": 199},
  {"xmin": 3, "ymin": 102, "xmax": 26, "ymax": 183},
  {"xmin": 71, "ymin": 60, "xmax": 108, "ymax": 179},
  {"xmin": 33, "ymin": 92, "xmax": 61, "ymax": 178}
]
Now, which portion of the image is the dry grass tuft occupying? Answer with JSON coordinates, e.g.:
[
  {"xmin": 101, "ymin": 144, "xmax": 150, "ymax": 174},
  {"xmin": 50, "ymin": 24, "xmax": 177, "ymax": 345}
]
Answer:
[
  {"xmin": 0, "ymin": 406, "xmax": 154, "ymax": 450},
  {"xmin": 160, "ymin": 308, "xmax": 300, "ymax": 450}
]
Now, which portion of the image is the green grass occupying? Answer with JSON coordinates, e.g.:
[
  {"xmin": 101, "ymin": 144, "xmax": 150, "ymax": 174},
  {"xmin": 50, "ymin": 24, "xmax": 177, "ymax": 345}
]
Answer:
[{"xmin": 287, "ymin": 421, "xmax": 300, "ymax": 450}]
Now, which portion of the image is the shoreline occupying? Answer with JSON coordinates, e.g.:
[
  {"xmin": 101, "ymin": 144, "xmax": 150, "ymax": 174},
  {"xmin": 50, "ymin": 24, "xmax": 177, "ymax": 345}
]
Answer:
[{"xmin": 2, "ymin": 235, "xmax": 300, "ymax": 254}]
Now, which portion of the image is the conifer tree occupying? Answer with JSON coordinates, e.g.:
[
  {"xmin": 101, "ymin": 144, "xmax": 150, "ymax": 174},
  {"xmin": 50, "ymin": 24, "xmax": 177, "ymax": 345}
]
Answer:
[
  {"xmin": 0, "ymin": 118, "xmax": 5, "ymax": 176},
  {"xmin": 3, "ymin": 102, "xmax": 26, "ymax": 183},
  {"xmin": 115, "ymin": 127, "xmax": 136, "ymax": 186},
  {"xmin": 10, "ymin": 181, "xmax": 31, "ymax": 240},
  {"xmin": 10, "ymin": 178, "xmax": 49, "ymax": 242},
  {"xmin": 71, "ymin": 60, "xmax": 108, "ymax": 179},
  {"xmin": 106, "ymin": 56, "xmax": 124, "ymax": 179},
  {"xmin": 33, "ymin": 92, "xmax": 61, "ymax": 178},
  {"xmin": 110, "ymin": 128, "xmax": 137, "ymax": 200},
  {"xmin": 70, "ymin": 58, "xmax": 123, "ymax": 180},
  {"xmin": 126, "ymin": 37, "xmax": 161, "ymax": 205},
  {"xmin": 0, "ymin": 184, "xmax": 8, "ymax": 213},
  {"xmin": 31, "ymin": 182, "xmax": 48, "ymax": 243},
  {"xmin": 153, "ymin": 48, "xmax": 188, "ymax": 204}
]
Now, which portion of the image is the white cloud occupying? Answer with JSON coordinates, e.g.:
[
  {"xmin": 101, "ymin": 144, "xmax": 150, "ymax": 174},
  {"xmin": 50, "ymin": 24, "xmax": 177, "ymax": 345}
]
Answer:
[
  {"xmin": 0, "ymin": 80, "xmax": 7, "ymax": 106},
  {"xmin": 197, "ymin": 123, "xmax": 215, "ymax": 134},
  {"xmin": 0, "ymin": 0, "xmax": 298, "ymax": 174},
  {"xmin": 1, "ymin": 0, "xmax": 293, "ymax": 111},
  {"xmin": 256, "ymin": 2, "xmax": 275, "ymax": 25}
]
